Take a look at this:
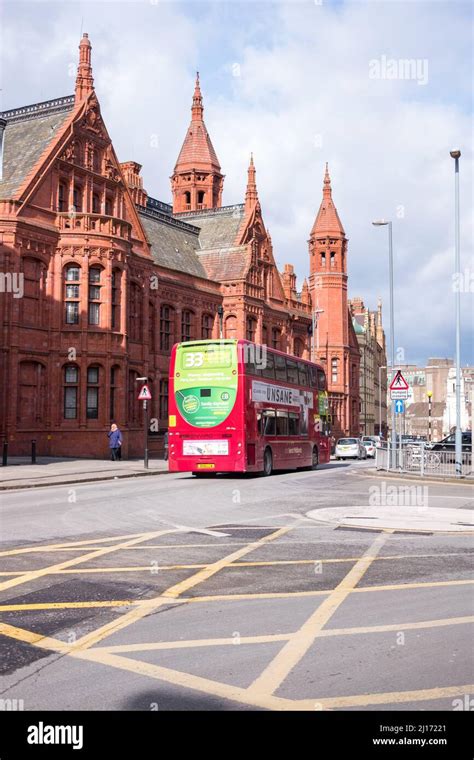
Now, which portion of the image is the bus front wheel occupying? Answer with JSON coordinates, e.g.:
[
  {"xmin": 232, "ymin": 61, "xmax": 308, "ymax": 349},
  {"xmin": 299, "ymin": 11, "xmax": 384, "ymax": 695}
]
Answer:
[{"xmin": 263, "ymin": 448, "xmax": 273, "ymax": 476}]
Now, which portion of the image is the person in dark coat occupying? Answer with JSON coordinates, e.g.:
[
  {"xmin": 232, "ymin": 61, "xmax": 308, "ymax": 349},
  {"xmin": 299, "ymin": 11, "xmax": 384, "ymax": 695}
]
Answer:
[
  {"xmin": 163, "ymin": 430, "xmax": 169, "ymax": 461},
  {"xmin": 108, "ymin": 423, "xmax": 123, "ymax": 461}
]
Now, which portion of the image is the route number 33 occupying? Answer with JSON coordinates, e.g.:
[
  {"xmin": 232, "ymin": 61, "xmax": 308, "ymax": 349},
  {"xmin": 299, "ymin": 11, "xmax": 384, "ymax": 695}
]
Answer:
[{"xmin": 184, "ymin": 352, "xmax": 204, "ymax": 368}]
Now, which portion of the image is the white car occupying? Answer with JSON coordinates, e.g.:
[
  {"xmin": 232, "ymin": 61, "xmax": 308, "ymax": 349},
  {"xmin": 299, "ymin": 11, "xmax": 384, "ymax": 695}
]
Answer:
[
  {"xmin": 362, "ymin": 439, "xmax": 376, "ymax": 458},
  {"xmin": 335, "ymin": 438, "xmax": 367, "ymax": 460}
]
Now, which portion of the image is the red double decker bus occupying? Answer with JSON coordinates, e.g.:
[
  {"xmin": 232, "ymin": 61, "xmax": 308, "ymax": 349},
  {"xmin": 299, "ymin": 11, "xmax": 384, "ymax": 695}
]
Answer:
[{"xmin": 168, "ymin": 339, "xmax": 331, "ymax": 476}]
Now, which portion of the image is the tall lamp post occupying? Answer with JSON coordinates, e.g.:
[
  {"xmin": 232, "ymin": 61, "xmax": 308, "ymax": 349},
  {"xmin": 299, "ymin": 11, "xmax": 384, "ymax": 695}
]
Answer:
[
  {"xmin": 378, "ymin": 364, "xmax": 386, "ymax": 437},
  {"xmin": 450, "ymin": 149, "xmax": 462, "ymax": 477},
  {"xmin": 373, "ymin": 220, "xmax": 396, "ymax": 468},
  {"xmin": 427, "ymin": 390, "xmax": 433, "ymax": 443},
  {"xmin": 217, "ymin": 305, "xmax": 224, "ymax": 340},
  {"xmin": 311, "ymin": 307, "xmax": 324, "ymax": 362}
]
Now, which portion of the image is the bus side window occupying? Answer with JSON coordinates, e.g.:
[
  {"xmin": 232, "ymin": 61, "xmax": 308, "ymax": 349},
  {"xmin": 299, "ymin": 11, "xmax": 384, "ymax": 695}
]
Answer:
[
  {"xmin": 289, "ymin": 413, "xmax": 299, "ymax": 435},
  {"xmin": 286, "ymin": 359, "xmax": 298, "ymax": 384},
  {"xmin": 298, "ymin": 362, "xmax": 309, "ymax": 386},
  {"xmin": 262, "ymin": 352, "xmax": 275, "ymax": 379},
  {"xmin": 262, "ymin": 410, "xmax": 276, "ymax": 435},
  {"xmin": 309, "ymin": 367, "xmax": 318, "ymax": 388},
  {"xmin": 276, "ymin": 411, "xmax": 288, "ymax": 436},
  {"xmin": 257, "ymin": 412, "xmax": 262, "ymax": 435},
  {"xmin": 318, "ymin": 369, "xmax": 326, "ymax": 390},
  {"xmin": 275, "ymin": 354, "xmax": 287, "ymax": 382}
]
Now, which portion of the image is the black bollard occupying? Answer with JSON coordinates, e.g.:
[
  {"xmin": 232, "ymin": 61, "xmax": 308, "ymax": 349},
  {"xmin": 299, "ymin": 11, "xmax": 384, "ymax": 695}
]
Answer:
[
  {"xmin": 2, "ymin": 440, "xmax": 7, "ymax": 467},
  {"xmin": 31, "ymin": 439, "xmax": 36, "ymax": 464}
]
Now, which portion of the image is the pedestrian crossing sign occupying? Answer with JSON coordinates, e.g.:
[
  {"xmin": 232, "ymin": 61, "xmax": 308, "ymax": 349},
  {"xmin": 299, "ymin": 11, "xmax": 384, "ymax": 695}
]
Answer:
[
  {"xmin": 138, "ymin": 384, "xmax": 152, "ymax": 400},
  {"xmin": 389, "ymin": 370, "xmax": 409, "ymax": 391}
]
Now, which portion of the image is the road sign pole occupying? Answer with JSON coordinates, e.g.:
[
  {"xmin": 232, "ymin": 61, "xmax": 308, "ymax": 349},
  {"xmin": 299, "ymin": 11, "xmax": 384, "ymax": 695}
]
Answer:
[{"xmin": 143, "ymin": 400, "xmax": 149, "ymax": 470}]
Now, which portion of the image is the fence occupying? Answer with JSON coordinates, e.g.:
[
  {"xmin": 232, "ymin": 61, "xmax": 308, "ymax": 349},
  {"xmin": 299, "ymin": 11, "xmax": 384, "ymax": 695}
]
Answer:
[{"xmin": 375, "ymin": 442, "xmax": 473, "ymax": 478}]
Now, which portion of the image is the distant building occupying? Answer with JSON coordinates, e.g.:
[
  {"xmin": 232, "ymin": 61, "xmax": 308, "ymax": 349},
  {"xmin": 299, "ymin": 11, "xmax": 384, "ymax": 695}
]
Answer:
[{"xmin": 349, "ymin": 297, "xmax": 387, "ymax": 436}]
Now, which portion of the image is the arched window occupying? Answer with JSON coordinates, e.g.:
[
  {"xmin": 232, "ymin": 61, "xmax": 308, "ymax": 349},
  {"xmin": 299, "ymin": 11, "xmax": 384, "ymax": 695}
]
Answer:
[
  {"xmin": 271, "ymin": 328, "xmax": 281, "ymax": 350},
  {"xmin": 224, "ymin": 315, "xmax": 237, "ymax": 340},
  {"xmin": 22, "ymin": 257, "xmax": 46, "ymax": 327},
  {"xmin": 159, "ymin": 378, "xmax": 169, "ymax": 421},
  {"xmin": 73, "ymin": 185, "xmax": 83, "ymax": 213},
  {"xmin": 128, "ymin": 370, "xmax": 141, "ymax": 425},
  {"xmin": 246, "ymin": 317, "xmax": 256, "ymax": 342},
  {"xmin": 184, "ymin": 191, "xmax": 191, "ymax": 208},
  {"xmin": 320, "ymin": 252, "xmax": 326, "ymax": 268},
  {"xmin": 201, "ymin": 313, "xmax": 213, "ymax": 339},
  {"xmin": 86, "ymin": 365, "xmax": 100, "ymax": 419},
  {"xmin": 110, "ymin": 365, "xmax": 120, "ymax": 421},
  {"xmin": 105, "ymin": 195, "xmax": 113, "ymax": 216},
  {"xmin": 111, "ymin": 269, "xmax": 121, "ymax": 330},
  {"xmin": 64, "ymin": 264, "xmax": 81, "ymax": 325},
  {"xmin": 294, "ymin": 338, "xmax": 304, "ymax": 358},
  {"xmin": 58, "ymin": 181, "xmax": 68, "ymax": 212},
  {"xmin": 92, "ymin": 192, "xmax": 101, "ymax": 214},
  {"xmin": 88, "ymin": 266, "xmax": 102, "ymax": 326},
  {"xmin": 330, "ymin": 252, "xmax": 336, "ymax": 269},
  {"xmin": 181, "ymin": 310, "xmax": 193, "ymax": 342},
  {"xmin": 18, "ymin": 361, "xmax": 46, "ymax": 427},
  {"xmin": 129, "ymin": 282, "xmax": 143, "ymax": 342},
  {"xmin": 197, "ymin": 190, "xmax": 205, "ymax": 208},
  {"xmin": 331, "ymin": 357, "xmax": 338, "ymax": 383},
  {"xmin": 160, "ymin": 304, "xmax": 174, "ymax": 351},
  {"xmin": 64, "ymin": 364, "xmax": 79, "ymax": 419},
  {"xmin": 149, "ymin": 301, "xmax": 156, "ymax": 351}
]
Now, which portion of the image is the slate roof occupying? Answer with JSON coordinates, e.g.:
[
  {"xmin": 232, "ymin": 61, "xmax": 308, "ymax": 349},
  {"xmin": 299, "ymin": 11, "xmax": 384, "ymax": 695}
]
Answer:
[
  {"xmin": 139, "ymin": 209, "xmax": 208, "ymax": 279},
  {"xmin": 198, "ymin": 247, "xmax": 248, "ymax": 281},
  {"xmin": 176, "ymin": 205, "xmax": 245, "ymax": 250},
  {"xmin": 0, "ymin": 96, "xmax": 75, "ymax": 199}
]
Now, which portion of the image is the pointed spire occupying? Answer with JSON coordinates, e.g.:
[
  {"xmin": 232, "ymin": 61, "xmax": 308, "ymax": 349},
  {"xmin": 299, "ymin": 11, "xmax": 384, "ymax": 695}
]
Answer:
[
  {"xmin": 191, "ymin": 71, "xmax": 204, "ymax": 121},
  {"xmin": 310, "ymin": 162, "xmax": 345, "ymax": 237},
  {"xmin": 75, "ymin": 33, "xmax": 94, "ymax": 103},
  {"xmin": 245, "ymin": 152, "xmax": 259, "ymax": 212}
]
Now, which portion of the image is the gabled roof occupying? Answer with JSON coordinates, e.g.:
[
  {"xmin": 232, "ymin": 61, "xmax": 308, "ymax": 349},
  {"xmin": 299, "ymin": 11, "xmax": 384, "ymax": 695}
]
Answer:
[
  {"xmin": 198, "ymin": 246, "xmax": 249, "ymax": 281},
  {"xmin": 0, "ymin": 97, "xmax": 75, "ymax": 199}
]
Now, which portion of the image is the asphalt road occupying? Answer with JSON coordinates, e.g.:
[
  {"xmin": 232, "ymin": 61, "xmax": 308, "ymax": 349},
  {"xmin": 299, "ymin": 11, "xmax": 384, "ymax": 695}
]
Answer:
[{"xmin": 0, "ymin": 460, "xmax": 473, "ymax": 711}]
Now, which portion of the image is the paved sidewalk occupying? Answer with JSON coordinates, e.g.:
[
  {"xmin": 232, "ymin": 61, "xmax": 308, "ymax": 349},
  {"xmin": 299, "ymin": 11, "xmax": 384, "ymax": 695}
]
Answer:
[{"xmin": 0, "ymin": 457, "xmax": 169, "ymax": 490}]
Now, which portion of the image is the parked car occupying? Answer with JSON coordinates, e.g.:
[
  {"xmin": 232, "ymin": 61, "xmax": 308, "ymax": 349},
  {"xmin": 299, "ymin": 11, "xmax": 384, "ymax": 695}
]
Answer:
[
  {"xmin": 362, "ymin": 435, "xmax": 382, "ymax": 447},
  {"xmin": 335, "ymin": 438, "xmax": 367, "ymax": 460},
  {"xmin": 362, "ymin": 439, "xmax": 376, "ymax": 458},
  {"xmin": 427, "ymin": 431, "xmax": 471, "ymax": 453}
]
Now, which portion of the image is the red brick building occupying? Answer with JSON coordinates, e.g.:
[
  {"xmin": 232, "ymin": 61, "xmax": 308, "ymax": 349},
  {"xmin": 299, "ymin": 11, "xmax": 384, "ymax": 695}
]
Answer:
[{"xmin": 0, "ymin": 35, "xmax": 323, "ymax": 457}]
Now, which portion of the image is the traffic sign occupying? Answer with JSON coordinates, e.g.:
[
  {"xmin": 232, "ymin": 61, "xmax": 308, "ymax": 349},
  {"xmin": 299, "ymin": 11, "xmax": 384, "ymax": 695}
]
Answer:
[
  {"xmin": 390, "ymin": 370, "xmax": 409, "ymax": 391},
  {"xmin": 390, "ymin": 388, "xmax": 408, "ymax": 400},
  {"xmin": 138, "ymin": 384, "xmax": 152, "ymax": 401},
  {"xmin": 394, "ymin": 399, "xmax": 405, "ymax": 414}
]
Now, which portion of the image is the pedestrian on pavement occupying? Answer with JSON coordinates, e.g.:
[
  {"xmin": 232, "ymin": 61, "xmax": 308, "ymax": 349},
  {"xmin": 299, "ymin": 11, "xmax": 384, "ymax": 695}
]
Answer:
[
  {"xmin": 163, "ymin": 430, "xmax": 169, "ymax": 461},
  {"xmin": 108, "ymin": 423, "xmax": 123, "ymax": 461}
]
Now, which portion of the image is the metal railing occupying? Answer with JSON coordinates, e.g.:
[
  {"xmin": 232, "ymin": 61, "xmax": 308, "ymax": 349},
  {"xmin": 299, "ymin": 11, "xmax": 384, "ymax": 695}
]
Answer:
[{"xmin": 375, "ymin": 442, "xmax": 472, "ymax": 478}]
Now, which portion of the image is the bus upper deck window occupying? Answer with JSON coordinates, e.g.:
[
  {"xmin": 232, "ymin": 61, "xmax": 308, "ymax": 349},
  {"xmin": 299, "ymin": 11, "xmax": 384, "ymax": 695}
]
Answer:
[
  {"xmin": 286, "ymin": 359, "xmax": 298, "ymax": 384},
  {"xmin": 262, "ymin": 352, "xmax": 275, "ymax": 379}
]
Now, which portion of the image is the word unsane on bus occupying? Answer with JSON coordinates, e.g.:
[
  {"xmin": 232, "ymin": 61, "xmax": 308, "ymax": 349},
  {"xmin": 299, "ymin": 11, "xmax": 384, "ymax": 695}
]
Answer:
[{"xmin": 251, "ymin": 381, "xmax": 313, "ymax": 408}]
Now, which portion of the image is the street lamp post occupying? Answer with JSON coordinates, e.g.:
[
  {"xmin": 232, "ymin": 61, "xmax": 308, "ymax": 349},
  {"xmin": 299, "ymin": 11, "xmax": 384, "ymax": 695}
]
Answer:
[
  {"xmin": 427, "ymin": 390, "xmax": 433, "ymax": 443},
  {"xmin": 312, "ymin": 307, "xmax": 324, "ymax": 362},
  {"xmin": 373, "ymin": 220, "xmax": 396, "ymax": 468},
  {"xmin": 450, "ymin": 150, "xmax": 462, "ymax": 477},
  {"xmin": 217, "ymin": 305, "xmax": 224, "ymax": 340},
  {"xmin": 378, "ymin": 365, "xmax": 386, "ymax": 437}
]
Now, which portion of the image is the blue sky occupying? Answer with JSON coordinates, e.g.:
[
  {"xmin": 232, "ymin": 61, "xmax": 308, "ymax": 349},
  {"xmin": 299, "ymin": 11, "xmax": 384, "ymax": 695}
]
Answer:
[{"xmin": 2, "ymin": 0, "xmax": 473, "ymax": 365}]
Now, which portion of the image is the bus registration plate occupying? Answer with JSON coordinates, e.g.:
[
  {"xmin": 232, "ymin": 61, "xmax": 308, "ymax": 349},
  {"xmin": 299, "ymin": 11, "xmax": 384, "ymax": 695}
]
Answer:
[{"xmin": 197, "ymin": 463, "xmax": 215, "ymax": 469}]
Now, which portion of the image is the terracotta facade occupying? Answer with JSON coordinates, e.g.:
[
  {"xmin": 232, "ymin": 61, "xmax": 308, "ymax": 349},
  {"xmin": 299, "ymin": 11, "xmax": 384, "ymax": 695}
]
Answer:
[{"xmin": 0, "ymin": 35, "xmax": 320, "ymax": 458}]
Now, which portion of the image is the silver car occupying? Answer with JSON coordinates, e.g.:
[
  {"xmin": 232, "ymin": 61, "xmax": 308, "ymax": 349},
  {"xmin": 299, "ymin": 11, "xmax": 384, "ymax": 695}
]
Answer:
[{"xmin": 335, "ymin": 437, "xmax": 367, "ymax": 460}]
